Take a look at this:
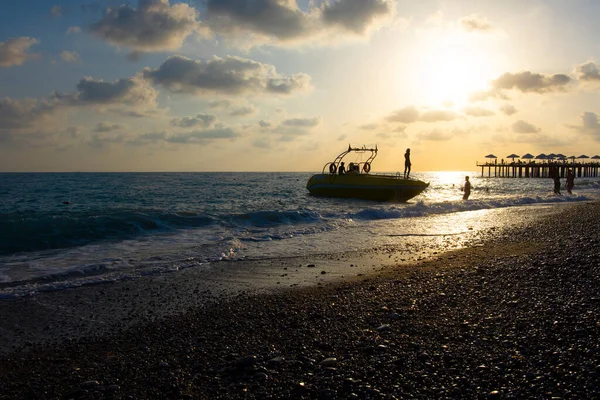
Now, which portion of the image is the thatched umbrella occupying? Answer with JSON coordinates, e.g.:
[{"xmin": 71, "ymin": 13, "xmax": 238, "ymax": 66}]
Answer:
[{"xmin": 506, "ymin": 153, "xmax": 520, "ymax": 161}]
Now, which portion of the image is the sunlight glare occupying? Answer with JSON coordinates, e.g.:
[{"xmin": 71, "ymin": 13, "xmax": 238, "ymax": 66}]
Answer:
[{"xmin": 413, "ymin": 31, "xmax": 492, "ymax": 107}]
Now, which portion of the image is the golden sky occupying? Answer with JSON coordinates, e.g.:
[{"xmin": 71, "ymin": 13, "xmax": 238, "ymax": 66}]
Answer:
[{"xmin": 2, "ymin": 0, "xmax": 600, "ymax": 172}]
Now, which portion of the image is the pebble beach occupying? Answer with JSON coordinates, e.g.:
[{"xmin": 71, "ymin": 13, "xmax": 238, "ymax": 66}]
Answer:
[{"xmin": 1, "ymin": 201, "xmax": 600, "ymax": 399}]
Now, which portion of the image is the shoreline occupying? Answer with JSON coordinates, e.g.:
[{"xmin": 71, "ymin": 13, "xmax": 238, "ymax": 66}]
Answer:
[{"xmin": 1, "ymin": 201, "xmax": 600, "ymax": 398}]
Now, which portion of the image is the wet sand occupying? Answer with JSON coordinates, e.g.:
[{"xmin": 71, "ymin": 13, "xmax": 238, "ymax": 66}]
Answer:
[{"xmin": 1, "ymin": 201, "xmax": 600, "ymax": 399}]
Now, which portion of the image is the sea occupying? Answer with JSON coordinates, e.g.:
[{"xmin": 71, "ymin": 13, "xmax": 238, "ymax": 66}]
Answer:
[{"xmin": 1, "ymin": 171, "xmax": 598, "ymax": 298}]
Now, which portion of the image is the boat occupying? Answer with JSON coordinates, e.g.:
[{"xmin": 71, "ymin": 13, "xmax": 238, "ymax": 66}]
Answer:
[{"xmin": 306, "ymin": 145, "xmax": 429, "ymax": 202}]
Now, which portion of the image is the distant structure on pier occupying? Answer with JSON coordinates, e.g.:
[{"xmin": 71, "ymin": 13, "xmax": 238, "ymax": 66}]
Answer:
[{"xmin": 477, "ymin": 153, "xmax": 600, "ymax": 178}]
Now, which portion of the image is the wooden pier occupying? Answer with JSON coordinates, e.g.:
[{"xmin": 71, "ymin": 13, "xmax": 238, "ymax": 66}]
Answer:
[{"xmin": 477, "ymin": 161, "xmax": 600, "ymax": 178}]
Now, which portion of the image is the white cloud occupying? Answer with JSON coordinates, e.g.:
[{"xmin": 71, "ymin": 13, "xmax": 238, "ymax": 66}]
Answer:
[
  {"xmin": 0, "ymin": 37, "xmax": 40, "ymax": 67},
  {"xmin": 459, "ymin": 14, "xmax": 492, "ymax": 32},
  {"xmin": 464, "ymin": 106, "xmax": 495, "ymax": 117},
  {"xmin": 60, "ymin": 50, "xmax": 81, "ymax": 63}
]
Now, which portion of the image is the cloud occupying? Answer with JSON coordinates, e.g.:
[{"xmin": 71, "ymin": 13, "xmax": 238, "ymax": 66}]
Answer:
[
  {"xmin": 500, "ymin": 104, "xmax": 517, "ymax": 116},
  {"xmin": 204, "ymin": 0, "xmax": 396, "ymax": 47},
  {"xmin": 464, "ymin": 106, "xmax": 495, "ymax": 117},
  {"xmin": 90, "ymin": 0, "xmax": 200, "ymax": 52},
  {"xmin": 51, "ymin": 5, "xmax": 62, "ymax": 17},
  {"xmin": 417, "ymin": 129, "xmax": 454, "ymax": 141},
  {"xmin": 252, "ymin": 137, "xmax": 271, "ymax": 149},
  {"xmin": 60, "ymin": 50, "xmax": 81, "ymax": 63},
  {"xmin": 459, "ymin": 14, "xmax": 492, "ymax": 32},
  {"xmin": 574, "ymin": 61, "xmax": 600, "ymax": 81},
  {"xmin": 0, "ymin": 37, "xmax": 40, "ymax": 67},
  {"xmin": 170, "ymin": 113, "xmax": 217, "ymax": 128},
  {"xmin": 0, "ymin": 97, "xmax": 58, "ymax": 130},
  {"xmin": 568, "ymin": 112, "xmax": 600, "ymax": 141},
  {"xmin": 167, "ymin": 126, "xmax": 241, "ymax": 143},
  {"xmin": 208, "ymin": 99, "xmax": 232, "ymax": 109},
  {"xmin": 143, "ymin": 55, "xmax": 311, "ymax": 96},
  {"xmin": 511, "ymin": 120, "xmax": 540, "ymax": 133},
  {"xmin": 492, "ymin": 71, "xmax": 572, "ymax": 93},
  {"xmin": 420, "ymin": 110, "xmax": 458, "ymax": 122},
  {"xmin": 229, "ymin": 105, "xmax": 257, "ymax": 117},
  {"xmin": 93, "ymin": 122, "xmax": 124, "ymax": 132},
  {"xmin": 56, "ymin": 74, "xmax": 157, "ymax": 111},
  {"xmin": 359, "ymin": 123, "xmax": 379, "ymax": 130},
  {"xmin": 321, "ymin": 0, "xmax": 393, "ymax": 34},
  {"xmin": 385, "ymin": 106, "xmax": 419, "ymax": 123},
  {"xmin": 385, "ymin": 106, "xmax": 458, "ymax": 123},
  {"xmin": 66, "ymin": 26, "xmax": 82, "ymax": 35},
  {"xmin": 206, "ymin": 0, "xmax": 312, "ymax": 40},
  {"xmin": 281, "ymin": 117, "xmax": 321, "ymax": 127}
]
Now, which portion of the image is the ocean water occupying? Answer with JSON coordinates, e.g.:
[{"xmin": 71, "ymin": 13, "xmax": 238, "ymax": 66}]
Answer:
[{"xmin": 1, "ymin": 171, "xmax": 598, "ymax": 298}]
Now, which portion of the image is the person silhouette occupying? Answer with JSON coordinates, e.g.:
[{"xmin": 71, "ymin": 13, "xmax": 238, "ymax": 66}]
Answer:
[
  {"xmin": 404, "ymin": 148, "xmax": 411, "ymax": 178},
  {"xmin": 462, "ymin": 176, "xmax": 471, "ymax": 200},
  {"xmin": 338, "ymin": 162, "xmax": 346, "ymax": 175},
  {"xmin": 566, "ymin": 168, "xmax": 574, "ymax": 194}
]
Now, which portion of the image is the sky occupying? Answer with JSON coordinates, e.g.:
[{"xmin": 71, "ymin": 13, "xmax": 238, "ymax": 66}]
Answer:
[{"xmin": 2, "ymin": 0, "xmax": 600, "ymax": 172}]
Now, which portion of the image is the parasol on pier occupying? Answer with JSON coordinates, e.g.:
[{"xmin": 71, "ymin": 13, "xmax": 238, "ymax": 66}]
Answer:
[
  {"xmin": 578, "ymin": 154, "xmax": 590, "ymax": 163},
  {"xmin": 546, "ymin": 153, "xmax": 556, "ymax": 160},
  {"xmin": 555, "ymin": 153, "xmax": 566, "ymax": 158},
  {"xmin": 535, "ymin": 153, "xmax": 547, "ymax": 160},
  {"xmin": 521, "ymin": 153, "xmax": 534, "ymax": 160},
  {"xmin": 484, "ymin": 154, "xmax": 497, "ymax": 159},
  {"xmin": 506, "ymin": 153, "xmax": 520, "ymax": 161},
  {"xmin": 592, "ymin": 155, "xmax": 600, "ymax": 160}
]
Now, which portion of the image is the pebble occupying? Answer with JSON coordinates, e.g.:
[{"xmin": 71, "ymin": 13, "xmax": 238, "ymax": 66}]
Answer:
[{"xmin": 320, "ymin": 357, "xmax": 337, "ymax": 368}]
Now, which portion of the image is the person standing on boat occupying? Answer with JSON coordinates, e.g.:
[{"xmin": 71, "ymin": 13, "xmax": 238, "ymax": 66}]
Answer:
[
  {"xmin": 404, "ymin": 148, "xmax": 411, "ymax": 179},
  {"xmin": 462, "ymin": 176, "xmax": 471, "ymax": 200},
  {"xmin": 338, "ymin": 162, "xmax": 346, "ymax": 175}
]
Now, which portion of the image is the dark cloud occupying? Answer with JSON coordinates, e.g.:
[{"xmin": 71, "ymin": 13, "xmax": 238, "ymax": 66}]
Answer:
[
  {"xmin": 93, "ymin": 122, "xmax": 124, "ymax": 132},
  {"xmin": 90, "ymin": 0, "xmax": 200, "ymax": 52},
  {"xmin": 511, "ymin": 120, "xmax": 540, "ymax": 133},
  {"xmin": 252, "ymin": 137, "xmax": 271, "ymax": 149},
  {"xmin": 0, "ymin": 37, "xmax": 40, "ymax": 67},
  {"xmin": 204, "ymin": 0, "xmax": 395, "ymax": 46},
  {"xmin": 258, "ymin": 120, "xmax": 271, "ymax": 128},
  {"xmin": 0, "ymin": 97, "xmax": 57, "ymax": 130},
  {"xmin": 206, "ymin": 0, "xmax": 310, "ymax": 40},
  {"xmin": 459, "ymin": 14, "xmax": 492, "ymax": 32},
  {"xmin": 143, "ymin": 55, "xmax": 310, "ymax": 95},
  {"xmin": 321, "ymin": 0, "xmax": 392, "ymax": 34},
  {"xmin": 500, "ymin": 104, "xmax": 517, "ymax": 116},
  {"xmin": 574, "ymin": 61, "xmax": 600, "ymax": 81},
  {"xmin": 492, "ymin": 71, "xmax": 572, "ymax": 93},
  {"xmin": 170, "ymin": 113, "xmax": 217, "ymax": 128},
  {"xmin": 56, "ymin": 75, "xmax": 157, "ymax": 111},
  {"xmin": 464, "ymin": 106, "xmax": 494, "ymax": 117}
]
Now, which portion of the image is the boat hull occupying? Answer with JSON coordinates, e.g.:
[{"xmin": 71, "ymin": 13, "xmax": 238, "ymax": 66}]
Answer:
[{"xmin": 306, "ymin": 174, "xmax": 429, "ymax": 202}]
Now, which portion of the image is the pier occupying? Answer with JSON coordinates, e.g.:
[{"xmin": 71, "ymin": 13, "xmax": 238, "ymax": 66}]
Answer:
[{"xmin": 477, "ymin": 160, "xmax": 600, "ymax": 178}]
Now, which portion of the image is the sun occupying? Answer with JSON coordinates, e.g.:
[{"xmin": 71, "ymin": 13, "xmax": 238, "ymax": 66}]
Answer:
[{"xmin": 411, "ymin": 31, "xmax": 494, "ymax": 107}]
